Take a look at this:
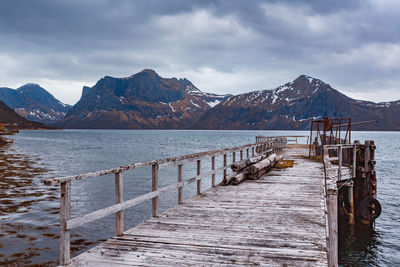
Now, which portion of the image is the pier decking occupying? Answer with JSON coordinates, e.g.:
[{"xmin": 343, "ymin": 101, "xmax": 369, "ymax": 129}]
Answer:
[{"xmin": 66, "ymin": 146, "xmax": 328, "ymax": 266}]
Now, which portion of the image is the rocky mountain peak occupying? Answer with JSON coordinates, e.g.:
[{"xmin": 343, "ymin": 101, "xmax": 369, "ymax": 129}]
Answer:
[
  {"xmin": 17, "ymin": 83, "xmax": 46, "ymax": 93},
  {"xmin": 290, "ymin": 75, "xmax": 328, "ymax": 95},
  {"xmin": 140, "ymin": 69, "xmax": 160, "ymax": 78}
]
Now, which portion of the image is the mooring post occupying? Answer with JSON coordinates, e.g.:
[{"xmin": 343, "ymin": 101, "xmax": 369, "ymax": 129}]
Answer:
[
  {"xmin": 178, "ymin": 164, "xmax": 183, "ymax": 204},
  {"xmin": 115, "ymin": 172, "xmax": 124, "ymax": 236},
  {"xmin": 152, "ymin": 163, "xmax": 159, "ymax": 217},
  {"xmin": 60, "ymin": 181, "xmax": 71, "ymax": 266},
  {"xmin": 197, "ymin": 160, "xmax": 201, "ymax": 195}
]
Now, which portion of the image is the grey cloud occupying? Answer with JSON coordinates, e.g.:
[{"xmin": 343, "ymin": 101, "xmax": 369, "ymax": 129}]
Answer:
[{"xmin": 0, "ymin": 0, "xmax": 399, "ymax": 104}]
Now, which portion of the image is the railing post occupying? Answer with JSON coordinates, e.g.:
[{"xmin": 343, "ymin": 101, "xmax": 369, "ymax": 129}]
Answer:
[
  {"xmin": 178, "ymin": 164, "xmax": 183, "ymax": 204},
  {"xmin": 252, "ymin": 147, "xmax": 255, "ymax": 157},
  {"xmin": 152, "ymin": 163, "xmax": 159, "ymax": 217},
  {"xmin": 197, "ymin": 160, "xmax": 201, "ymax": 195},
  {"xmin": 115, "ymin": 172, "xmax": 124, "ymax": 236},
  {"xmin": 240, "ymin": 150, "xmax": 243, "ymax": 161},
  {"xmin": 232, "ymin": 152, "xmax": 236, "ymax": 163},
  {"xmin": 223, "ymin": 154, "xmax": 227, "ymax": 182},
  {"xmin": 327, "ymin": 188, "xmax": 338, "ymax": 267},
  {"xmin": 211, "ymin": 157, "xmax": 216, "ymax": 187},
  {"xmin": 246, "ymin": 148, "xmax": 249, "ymax": 158},
  {"xmin": 60, "ymin": 181, "xmax": 71, "ymax": 266}
]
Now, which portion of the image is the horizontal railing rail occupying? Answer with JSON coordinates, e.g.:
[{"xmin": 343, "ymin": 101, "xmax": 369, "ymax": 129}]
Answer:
[
  {"xmin": 256, "ymin": 135, "xmax": 309, "ymax": 145},
  {"xmin": 45, "ymin": 136, "xmax": 287, "ymax": 265}
]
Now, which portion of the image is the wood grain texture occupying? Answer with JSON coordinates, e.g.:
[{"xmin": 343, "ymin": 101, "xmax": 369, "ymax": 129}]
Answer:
[
  {"xmin": 115, "ymin": 173, "xmax": 124, "ymax": 236},
  {"xmin": 67, "ymin": 147, "xmax": 328, "ymax": 266}
]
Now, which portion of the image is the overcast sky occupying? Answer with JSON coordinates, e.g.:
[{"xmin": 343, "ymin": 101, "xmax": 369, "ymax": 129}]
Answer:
[{"xmin": 1, "ymin": 0, "xmax": 399, "ymax": 105}]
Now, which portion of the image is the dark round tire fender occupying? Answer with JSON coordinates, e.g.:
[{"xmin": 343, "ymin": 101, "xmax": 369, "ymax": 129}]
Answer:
[{"xmin": 359, "ymin": 197, "xmax": 381, "ymax": 220}]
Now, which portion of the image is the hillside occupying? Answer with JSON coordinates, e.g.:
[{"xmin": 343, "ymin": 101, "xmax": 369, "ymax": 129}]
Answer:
[{"xmin": 0, "ymin": 99, "xmax": 45, "ymax": 129}]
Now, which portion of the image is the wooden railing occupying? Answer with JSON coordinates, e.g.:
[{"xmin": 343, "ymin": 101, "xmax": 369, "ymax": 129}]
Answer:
[
  {"xmin": 256, "ymin": 135, "xmax": 309, "ymax": 145},
  {"xmin": 45, "ymin": 137, "xmax": 287, "ymax": 265},
  {"xmin": 324, "ymin": 143, "xmax": 358, "ymax": 181}
]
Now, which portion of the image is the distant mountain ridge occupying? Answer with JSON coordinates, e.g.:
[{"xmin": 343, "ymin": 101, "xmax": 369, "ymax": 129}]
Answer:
[
  {"xmin": 61, "ymin": 69, "xmax": 229, "ymax": 129},
  {"xmin": 0, "ymin": 83, "xmax": 71, "ymax": 124},
  {"xmin": 3, "ymin": 71, "xmax": 398, "ymax": 130},
  {"xmin": 193, "ymin": 75, "xmax": 400, "ymax": 130}
]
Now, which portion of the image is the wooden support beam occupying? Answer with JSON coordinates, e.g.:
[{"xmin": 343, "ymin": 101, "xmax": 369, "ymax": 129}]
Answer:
[
  {"xmin": 115, "ymin": 172, "xmax": 124, "ymax": 236},
  {"xmin": 60, "ymin": 181, "xmax": 71, "ymax": 266},
  {"xmin": 197, "ymin": 160, "xmax": 201, "ymax": 195},
  {"xmin": 178, "ymin": 164, "xmax": 183, "ymax": 204},
  {"xmin": 348, "ymin": 184, "xmax": 355, "ymax": 225},
  {"xmin": 152, "ymin": 163, "xmax": 159, "ymax": 217},
  {"xmin": 352, "ymin": 144, "xmax": 357, "ymax": 178}
]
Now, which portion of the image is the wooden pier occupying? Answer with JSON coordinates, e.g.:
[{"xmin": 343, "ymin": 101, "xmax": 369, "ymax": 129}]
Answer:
[
  {"xmin": 66, "ymin": 146, "xmax": 328, "ymax": 266},
  {"xmin": 45, "ymin": 133, "xmax": 380, "ymax": 267}
]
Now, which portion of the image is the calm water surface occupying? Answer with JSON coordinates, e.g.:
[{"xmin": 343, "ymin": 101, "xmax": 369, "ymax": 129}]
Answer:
[{"xmin": 0, "ymin": 130, "xmax": 398, "ymax": 266}]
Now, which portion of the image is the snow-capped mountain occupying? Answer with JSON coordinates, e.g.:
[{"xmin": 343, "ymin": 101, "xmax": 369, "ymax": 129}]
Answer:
[
  {"xmin": 0, "ymin": 84, "xmax": 71, "ymax": 124},
  {"xmin": 61, "ymin": 69, "xmax": 230, "ymax": 129},
  {"xmin": 193, "ymin": 75, "xmax": 400, "ymax": 130}
]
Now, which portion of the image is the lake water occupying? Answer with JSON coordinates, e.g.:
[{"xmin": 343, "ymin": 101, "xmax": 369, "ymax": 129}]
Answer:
[{"xmin": 0, "ymin": 130, "xmax": 399, "ymax": 266}]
